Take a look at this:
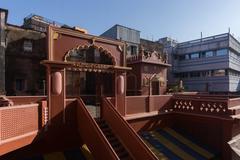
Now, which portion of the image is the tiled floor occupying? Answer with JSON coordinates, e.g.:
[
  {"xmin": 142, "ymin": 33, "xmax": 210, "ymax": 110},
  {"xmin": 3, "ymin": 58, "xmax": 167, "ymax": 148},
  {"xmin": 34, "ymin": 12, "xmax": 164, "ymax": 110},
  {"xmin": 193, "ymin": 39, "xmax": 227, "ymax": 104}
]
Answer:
[
  {"xmin": 140, "ymin": 127, "xmax": 218, "ymax": 160},
  {"xmin": 23, "ymin": 147, "xmax": 90, "ymax": 160}
]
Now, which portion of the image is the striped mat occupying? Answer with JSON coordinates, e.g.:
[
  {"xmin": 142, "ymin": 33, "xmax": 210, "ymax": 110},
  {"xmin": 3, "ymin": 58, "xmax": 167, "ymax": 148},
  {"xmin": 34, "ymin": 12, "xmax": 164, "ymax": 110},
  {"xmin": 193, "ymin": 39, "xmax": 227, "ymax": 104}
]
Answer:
[
  {"xmin": 23, "ymin": 145, "xmax": 93, "ymax": 160},
  {"xmin": 140, "ymin": 128, "xmax": 218, "ymax": 160}
]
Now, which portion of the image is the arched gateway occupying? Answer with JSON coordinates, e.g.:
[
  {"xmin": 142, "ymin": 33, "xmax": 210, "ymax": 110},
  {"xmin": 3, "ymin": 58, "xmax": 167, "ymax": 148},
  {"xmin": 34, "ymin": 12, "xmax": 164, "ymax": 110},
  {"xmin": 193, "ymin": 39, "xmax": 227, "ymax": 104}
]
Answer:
[{"xmin": 41, "ymin": 26, "xmax": 131, "ymax": 125}]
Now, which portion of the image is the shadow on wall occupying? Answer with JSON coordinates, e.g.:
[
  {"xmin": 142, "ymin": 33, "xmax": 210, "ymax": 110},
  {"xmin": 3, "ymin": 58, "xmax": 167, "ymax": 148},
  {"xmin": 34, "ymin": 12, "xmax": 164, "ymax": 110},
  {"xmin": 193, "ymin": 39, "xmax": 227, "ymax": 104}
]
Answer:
[{"xmin": 0, "ymin": 99, "xmax": 83, "ymax": 160}]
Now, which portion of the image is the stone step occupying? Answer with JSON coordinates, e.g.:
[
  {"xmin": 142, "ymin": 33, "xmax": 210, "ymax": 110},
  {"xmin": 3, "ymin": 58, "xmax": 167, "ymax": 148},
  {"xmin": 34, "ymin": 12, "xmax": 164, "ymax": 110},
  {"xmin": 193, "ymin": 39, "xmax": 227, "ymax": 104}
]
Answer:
[
  {"xmin": 229, "ymin": 105, "xmax": 240, "ymax": 114},
  {"xmin": 231, "ymin": 114, "xmax": 240, "ymax": 119}
]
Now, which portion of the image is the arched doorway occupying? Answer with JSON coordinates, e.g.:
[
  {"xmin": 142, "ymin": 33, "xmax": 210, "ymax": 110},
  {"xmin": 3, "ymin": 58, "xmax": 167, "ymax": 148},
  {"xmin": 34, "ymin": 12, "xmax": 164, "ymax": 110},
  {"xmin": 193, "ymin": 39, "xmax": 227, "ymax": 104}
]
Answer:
[{"xmin": 65, "ymin": 45, "xmax": 116, "ymax": 117}]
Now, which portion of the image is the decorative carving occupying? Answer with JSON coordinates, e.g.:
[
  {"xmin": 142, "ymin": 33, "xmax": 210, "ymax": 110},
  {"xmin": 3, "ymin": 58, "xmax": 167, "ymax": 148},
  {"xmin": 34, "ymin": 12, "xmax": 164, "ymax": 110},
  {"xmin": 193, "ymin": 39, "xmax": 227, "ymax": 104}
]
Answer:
[
  {"xmin": 64, "ymin": 44, "xmax": 116, "ymax": 65},
  {"xmin": 168, "ymin": 97, "xmax": 231, "ymax": 118},
  {"xmin": 91, "ymin": 38, "xmax": 96, "ymax": 45},
  {"xmin": 118, "ymin": 45, "xmax": 123, "ymax": 52},
  {"xmin": 67, "ymin": 62, "xmax": 114, "ymax": 73},
  {"xmin": 53, "ymin": 32, "xmax": 60, "ymax": 40}
]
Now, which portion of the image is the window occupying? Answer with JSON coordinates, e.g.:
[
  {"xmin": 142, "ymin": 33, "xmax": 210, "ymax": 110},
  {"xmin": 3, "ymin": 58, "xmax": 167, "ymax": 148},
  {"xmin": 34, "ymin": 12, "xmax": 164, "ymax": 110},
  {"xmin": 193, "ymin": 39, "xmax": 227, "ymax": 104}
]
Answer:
[
  {"xmin": 202, "ymin": 71, "xmax": 211, "ymax": 77},
  {"xmin": 23, "ymin": 40, "xmax": 32, "ymax": 52},
  {"xmin": 190, "ymin": 53, "xmax": 199, "ymax": 59},
  {"xmin": 212, "ymin": 70, "xmax": 225, "ymax": 76},
  {"xmin": 179, "ymin": 72, "xmax": 188, "ymax": 78},
  {"xmin": 185, "ymin": 54, "xmax": 190, "ymax": 60},
  {"xmin": 130, "ymin": 46, "xmax": 137, "ymax": 55},
  {"xmin": 174, "ymin": 73, "xmax": 180, "ymax": 78},
  {"xmin": 179, "ymin": 55, "xmax": 185, "ymax": 60},
  {"xmin": 205, "ymin": 51, "xmax": 214, "ymax": 57},
  {"xmin": 190, "ymin": 72, "xmax": 200, "ymax": 77},
  {"xmin": 216, "ymin": 49, "xmax": 228, "ymax": 56},
  {"xmin": 174, "ymin": 55, "xmax": 178, "ymax": 60},
  {"xmin": 229, "ymin": 70, "xmax": 240, "ymax": 77},
  {"xmin": 16, "ymin": 79, "xmax": 25, "ymax": 91},
  {"xmin": 201, "ymin": 51, "xmax": 206, "ymax": 58}
]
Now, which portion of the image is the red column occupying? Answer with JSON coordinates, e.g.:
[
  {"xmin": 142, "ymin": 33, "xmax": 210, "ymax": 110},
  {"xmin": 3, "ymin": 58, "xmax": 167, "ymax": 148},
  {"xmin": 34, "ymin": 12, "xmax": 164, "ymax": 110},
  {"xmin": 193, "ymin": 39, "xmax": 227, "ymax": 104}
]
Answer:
[{"xmin": 115, "ymin": 72, "xmax": 126, "ymax": 116}]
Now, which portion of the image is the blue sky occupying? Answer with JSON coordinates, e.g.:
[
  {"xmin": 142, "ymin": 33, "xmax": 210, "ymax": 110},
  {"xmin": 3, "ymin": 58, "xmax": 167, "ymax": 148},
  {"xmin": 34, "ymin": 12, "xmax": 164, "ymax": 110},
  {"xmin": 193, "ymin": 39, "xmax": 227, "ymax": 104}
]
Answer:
[{"xmin": 1, "ymin": 0, "xmax": 240, "ymax": 42}]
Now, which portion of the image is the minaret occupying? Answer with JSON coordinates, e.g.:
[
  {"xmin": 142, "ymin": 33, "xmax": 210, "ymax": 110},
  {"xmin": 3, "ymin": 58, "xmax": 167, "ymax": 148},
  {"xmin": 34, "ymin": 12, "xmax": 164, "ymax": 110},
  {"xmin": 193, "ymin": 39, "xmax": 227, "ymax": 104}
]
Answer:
[{"xmin": 0, "ymin": 8, "xmax": 8, "ymax": 95}]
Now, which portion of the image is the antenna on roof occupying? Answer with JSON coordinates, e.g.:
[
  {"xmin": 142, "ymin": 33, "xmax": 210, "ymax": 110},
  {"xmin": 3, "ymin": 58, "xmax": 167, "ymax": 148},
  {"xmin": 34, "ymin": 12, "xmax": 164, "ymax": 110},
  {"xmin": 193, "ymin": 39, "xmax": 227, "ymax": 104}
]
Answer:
[
  {"xmin": 228, "ymin": 27, "xmax": 231, "ymax": 33},
  {"xmin": 201, "ymin": 32, "xmax": 203, "ymax": 42}
]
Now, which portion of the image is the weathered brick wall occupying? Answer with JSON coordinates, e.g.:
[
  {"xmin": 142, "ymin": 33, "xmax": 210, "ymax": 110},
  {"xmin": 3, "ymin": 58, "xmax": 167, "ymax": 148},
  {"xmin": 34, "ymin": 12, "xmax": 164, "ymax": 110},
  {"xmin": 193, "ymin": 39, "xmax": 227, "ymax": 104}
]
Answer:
[
  {"xmin": 0, "ymin": 46, "xmax": 5, "ymax": 94},
  {"xmin": 0, "ymin": 10, "xmax": 7, "ymax": 94}
]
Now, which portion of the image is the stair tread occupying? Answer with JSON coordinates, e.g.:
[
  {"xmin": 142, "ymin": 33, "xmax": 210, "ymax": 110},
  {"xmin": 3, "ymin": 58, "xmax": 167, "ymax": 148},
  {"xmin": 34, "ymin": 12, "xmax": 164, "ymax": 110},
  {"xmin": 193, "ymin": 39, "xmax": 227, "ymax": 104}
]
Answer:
[
  {"xmin": 231, "ymin": 114, "xmax": 240, "ymax": 119},
  {"xmin": 229, "ymin": 105, "xmax": 240, "ymax": 110},
  {"xmin": 96, "ymin": 119, "xmax": 132, "ymax": 160}
]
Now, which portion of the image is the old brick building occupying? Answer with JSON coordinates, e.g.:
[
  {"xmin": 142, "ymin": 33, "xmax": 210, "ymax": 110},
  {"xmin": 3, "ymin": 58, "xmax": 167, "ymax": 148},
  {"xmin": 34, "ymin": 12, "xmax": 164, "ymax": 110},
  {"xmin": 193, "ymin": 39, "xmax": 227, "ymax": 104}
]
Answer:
[
  {"xmin": 0, "ymin": 9, "xmax": 8, "ymax": 95},
  {"xmin": 101, "ymin": 25, "xmax": 170, "ymax": 96},
  {"xmin": 5, "ymin": 24, "xmax": 46, "ymax": 95},
  {"xmin": 126, "ymin": 39, "xmax": 170, "ymax": 95},
  {"xmin": 0, "ymin": 9, "xmax": 47, "ymax": 96},
  {"xmin": 1, "ymin": 12, "xmax": 170, "ymax": 96}
]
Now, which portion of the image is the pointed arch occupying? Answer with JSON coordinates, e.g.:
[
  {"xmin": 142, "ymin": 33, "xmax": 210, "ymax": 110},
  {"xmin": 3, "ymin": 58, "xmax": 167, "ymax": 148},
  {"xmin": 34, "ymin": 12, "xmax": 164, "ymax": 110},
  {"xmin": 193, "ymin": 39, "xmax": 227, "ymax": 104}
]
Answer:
[{"xmin": 63, "ymin": 44, "xmax": 116, "ymax": 65}]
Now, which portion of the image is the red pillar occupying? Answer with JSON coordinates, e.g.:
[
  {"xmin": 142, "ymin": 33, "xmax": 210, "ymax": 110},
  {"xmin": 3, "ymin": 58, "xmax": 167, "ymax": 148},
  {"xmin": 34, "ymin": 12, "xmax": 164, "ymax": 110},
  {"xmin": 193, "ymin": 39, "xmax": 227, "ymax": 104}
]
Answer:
[{"xmin": 115, "ymin": 72, "xmax": 126, "ymax": 116}]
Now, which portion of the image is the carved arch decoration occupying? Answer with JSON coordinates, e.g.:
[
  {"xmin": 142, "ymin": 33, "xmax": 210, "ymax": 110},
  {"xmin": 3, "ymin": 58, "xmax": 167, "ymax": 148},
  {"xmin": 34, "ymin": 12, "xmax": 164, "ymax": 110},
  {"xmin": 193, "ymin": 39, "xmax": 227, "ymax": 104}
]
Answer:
[{"xmin": 64, "ymin": 44, "xmax": 117, "ymax": 65}]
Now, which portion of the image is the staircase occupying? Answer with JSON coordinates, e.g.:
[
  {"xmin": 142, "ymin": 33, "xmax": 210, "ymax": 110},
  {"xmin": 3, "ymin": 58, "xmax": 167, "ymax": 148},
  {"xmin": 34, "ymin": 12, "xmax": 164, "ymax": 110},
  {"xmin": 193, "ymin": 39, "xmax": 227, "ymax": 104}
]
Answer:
[
  {"xmin": 229, "ymin": 105, "xmax": 240, "ymax": 119},
  {"xmin": 96, "ymin": 119, "xmax": 132, "ymax": 160}
]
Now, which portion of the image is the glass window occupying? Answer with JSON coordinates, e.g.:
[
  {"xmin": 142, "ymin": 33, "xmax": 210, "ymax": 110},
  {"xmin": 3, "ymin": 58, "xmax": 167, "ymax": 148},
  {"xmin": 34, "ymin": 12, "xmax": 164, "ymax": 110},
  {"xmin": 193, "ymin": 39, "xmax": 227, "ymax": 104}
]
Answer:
[
  {"xmin": 130, "ymin": 46, "xmax": 137, "ymax": 55},
  {"xmin": 182, "ymin": 72, "xmax": 188, "ymax": 78},
  {"xmin": 216, "ymin": 49, "xmax": 228, "ymax": 56},
  {"xmin": 202, "ymin": 71, "xmax": 211, "ymax": 77},
  {"xmin": 185, "ymin": 54, "xmax": 190, "ymax": 60},
  {"xmin": 190, "ymin": 53, "xmax": 199, "ymax": 59},
  {"xmin": 175, "ymin": 73, "xmax": 187, "ymax": 78},
  {"xmin": 23, "ymin": 40, "xmax": 32, "ymax": 52},
  {"xmin": 174, "ymin": 73, "xmax": 180, "ymax": 78},
  {"xmin": 201, "ymin": 52, "xmax": 206, "ymax": 58},
  {"xmin": 212, "ymin": 69, "xmax": 225, "ymax": 76},
  {"xmin": 190, "ymin": 72, "xmax": 200, "ymax": 77},
  {"xmin": 205, "ymin": 51, "xmax": 213, "ymax": 57},
  {"xmin": 179, "ymin": 55, "xmax": 185, "ymax": 60}
]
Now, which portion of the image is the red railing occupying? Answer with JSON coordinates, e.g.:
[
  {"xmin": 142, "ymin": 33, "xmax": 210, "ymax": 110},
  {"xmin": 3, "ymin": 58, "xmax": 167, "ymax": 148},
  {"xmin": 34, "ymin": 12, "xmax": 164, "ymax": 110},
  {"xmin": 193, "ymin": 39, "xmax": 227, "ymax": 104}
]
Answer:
[
  {"xmin": 170, "ymin": 97, "xmax": 231, "ymax": 116},
  {"xmin": 125, "ymin": 95, "xmax": 172, "ymax": 114},
  {"xmin": 7, "ymin": 96, "xmax": 47, "ymax": 105},
  {"xmin": 124, "ymin": 94, "xmax": 237, "ymax": 119},
  {"xmin": 102, "ymin": 97, "xmax": 158, "ymax": 160},
  {"xmin": 76, "ymin": 98, "xmax": 119, "ymax": 160},
  {"xmin": 173, "ymin": 94, "xmax": 237, "ymax": 100},
  {"xmin": 126, "ymin": 96, "xmax": 148, "ymax": 114},
  {"xmin": 40, "ymin": 100, "xmax": 48, "ymax": 128},
  {"xmin": 0, "ymin": 103, "xmax": 39, "ymax": 155}
]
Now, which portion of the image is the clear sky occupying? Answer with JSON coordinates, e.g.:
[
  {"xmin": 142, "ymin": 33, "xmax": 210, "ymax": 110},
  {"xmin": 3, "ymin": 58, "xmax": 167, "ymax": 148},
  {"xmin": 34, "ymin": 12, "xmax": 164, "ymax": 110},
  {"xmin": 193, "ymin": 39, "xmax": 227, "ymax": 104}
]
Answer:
[{"xmin": 1, "ymin": 0, "xmax": 240, "ymax": 42}]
